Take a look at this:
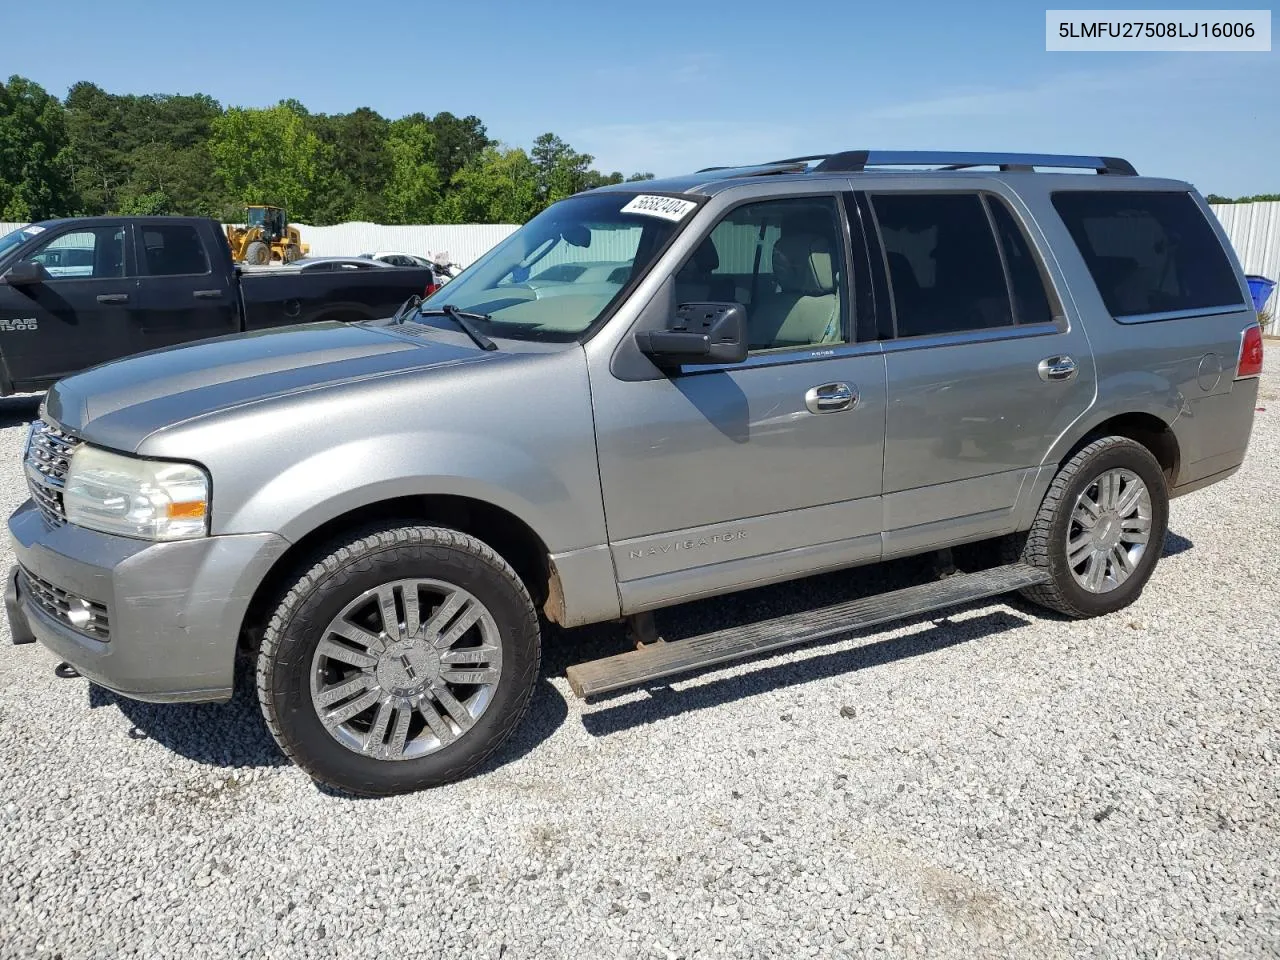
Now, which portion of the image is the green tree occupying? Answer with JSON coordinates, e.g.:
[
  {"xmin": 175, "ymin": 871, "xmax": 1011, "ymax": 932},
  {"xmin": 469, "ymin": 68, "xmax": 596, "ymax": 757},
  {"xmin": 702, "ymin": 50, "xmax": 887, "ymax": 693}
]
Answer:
[
  {"xmin": 435, "ymin": 147, "xmax": 540, "ymax": 224},
  {"xmin": 309, "ymin": 106, "xmax": 390, "ymax": 223},
  {"xmin": 209, "ymin": 103, "xmax": 328, "ymax": 222},
  {"xmin": 64, "ymin": 81, "xmax": 126, "ymax": 214},
  {"xmin": 384, "ymin": 116, "xmax": 443, "ymax": 224},
  {"xmin": 11, "ymin": 78, "xmax": 658, "ymax": 226},
  {"xmin": 530, "ymin": 132, "xmax": 597, "ymax": 204},
  {"xmin": 65, "ymin": 84, "xmax": 225, "ymax": 217},
  {"xmin": 0, "ymin": 75, "xmax": 75, "ymax": 221},
  {"xmin": 428, "ymin": 112, "xmax": 492, "ymax": 184}
]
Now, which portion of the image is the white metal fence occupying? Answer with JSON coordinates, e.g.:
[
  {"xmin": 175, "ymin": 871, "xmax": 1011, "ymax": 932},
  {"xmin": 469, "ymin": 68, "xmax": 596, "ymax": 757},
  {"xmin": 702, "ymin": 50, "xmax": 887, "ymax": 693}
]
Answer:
[
  {"xmin": 1210, "ymin": 201, "xmax": 1280, "ymax": 313},
  {"xmin": 3, "ymin": 201, "xmax": 1278, "ymax": 309}
]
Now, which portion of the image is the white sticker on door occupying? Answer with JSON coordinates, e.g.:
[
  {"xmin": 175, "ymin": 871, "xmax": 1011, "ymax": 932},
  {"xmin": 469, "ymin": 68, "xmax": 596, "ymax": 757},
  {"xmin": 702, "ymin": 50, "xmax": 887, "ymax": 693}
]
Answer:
[{"xmin": 620, "ymin": 195, "xmax": 698, "ymax": 222}]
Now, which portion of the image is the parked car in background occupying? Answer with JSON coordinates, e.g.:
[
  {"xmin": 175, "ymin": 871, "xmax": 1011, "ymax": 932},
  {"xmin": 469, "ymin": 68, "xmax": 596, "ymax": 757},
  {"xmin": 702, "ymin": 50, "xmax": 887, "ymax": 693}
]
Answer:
[
  {"xmin": 274, "ymin": 257, "xmax": 401, "ymax": 272},
  {"xmin": 0, "ymin": 218, "xmax": 437, "ymax": 395},
  {"xmin": 362, "ymin": 251, "xmax": 434, "ymax": 269},
  {"xmin": 6, "ymin": 151, "xmax": 1262, "ymax": 797}
]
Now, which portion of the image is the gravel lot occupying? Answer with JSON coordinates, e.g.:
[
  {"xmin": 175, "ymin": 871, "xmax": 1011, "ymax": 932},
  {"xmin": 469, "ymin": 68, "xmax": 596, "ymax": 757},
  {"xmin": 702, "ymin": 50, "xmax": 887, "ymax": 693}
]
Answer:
[{"xmin": 1, "ymin": 372, "xmax": 1278, "ymax": 960}]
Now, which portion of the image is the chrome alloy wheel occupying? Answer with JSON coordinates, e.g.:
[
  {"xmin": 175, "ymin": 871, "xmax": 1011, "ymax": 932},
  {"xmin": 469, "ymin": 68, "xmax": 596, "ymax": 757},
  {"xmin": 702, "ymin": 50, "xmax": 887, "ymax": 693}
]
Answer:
[
  {"xmin": 310, "ymin": 579, "xmax": 503, "ymax": 760},
  {"xmin": 1065, "ymin": 467, "xmax": 1153, "ymax": 594}
]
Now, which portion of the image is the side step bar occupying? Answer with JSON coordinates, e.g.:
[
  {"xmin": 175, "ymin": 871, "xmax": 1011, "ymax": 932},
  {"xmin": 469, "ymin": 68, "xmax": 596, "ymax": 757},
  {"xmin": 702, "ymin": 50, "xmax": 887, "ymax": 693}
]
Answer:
[{"xmin": 565, "ymin": 563, "xmax": 1047, "ymax": 699}]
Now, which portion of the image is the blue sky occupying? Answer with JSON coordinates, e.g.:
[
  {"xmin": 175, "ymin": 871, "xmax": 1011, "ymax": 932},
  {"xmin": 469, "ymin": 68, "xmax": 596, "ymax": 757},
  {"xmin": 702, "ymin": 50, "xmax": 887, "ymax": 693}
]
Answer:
[{"xmin": 5, "ymin": 0, "xmax": 1277, "ymax": 195}]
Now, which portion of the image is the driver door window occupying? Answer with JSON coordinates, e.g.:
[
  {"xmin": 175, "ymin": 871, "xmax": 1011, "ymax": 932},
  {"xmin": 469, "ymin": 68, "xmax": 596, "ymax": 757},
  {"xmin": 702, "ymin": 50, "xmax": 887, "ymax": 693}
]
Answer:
[
  {"xmin": 687, "ymin": 197, "xmax": 849, "ymax": 352},
  {"xmin": 29, "ymin": 227, "xmax": 128, "ymax": 279}
]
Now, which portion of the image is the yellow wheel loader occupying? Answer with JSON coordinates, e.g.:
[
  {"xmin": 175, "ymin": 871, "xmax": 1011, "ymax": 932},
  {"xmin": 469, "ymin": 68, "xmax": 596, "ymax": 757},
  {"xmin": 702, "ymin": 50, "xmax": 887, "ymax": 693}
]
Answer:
[{"xmin": 225, "ymin": 205, "xmax": 309, "ymax": 265}]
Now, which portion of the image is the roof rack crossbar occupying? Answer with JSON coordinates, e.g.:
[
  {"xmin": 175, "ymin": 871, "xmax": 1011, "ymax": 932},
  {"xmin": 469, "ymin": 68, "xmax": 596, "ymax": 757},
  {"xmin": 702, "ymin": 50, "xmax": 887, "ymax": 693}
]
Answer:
[{"xmin": 762, "ymin": 151, "xmax": 1137, "ymax": 176}]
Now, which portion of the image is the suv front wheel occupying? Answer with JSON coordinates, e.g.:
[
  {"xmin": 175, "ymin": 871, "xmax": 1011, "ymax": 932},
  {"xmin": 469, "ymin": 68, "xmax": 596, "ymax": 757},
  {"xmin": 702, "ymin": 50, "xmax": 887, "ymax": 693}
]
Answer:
[
  {"xmin": 256, "ymin": 525, "xmax": 540, "ymax": 796},
  {"xmin": 1009, "ymin": 436, "xmax": 1170, "ymax": 618}
]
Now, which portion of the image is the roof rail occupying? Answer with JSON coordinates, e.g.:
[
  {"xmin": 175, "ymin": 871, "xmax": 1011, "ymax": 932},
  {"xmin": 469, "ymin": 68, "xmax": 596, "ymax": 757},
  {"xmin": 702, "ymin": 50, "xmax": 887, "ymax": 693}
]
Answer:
[
  {"xmin": 695, "ymin": 161, "xmax": 810, "ymax": 177},
  {"xmin": 767, "ymin": 151, "xmax": 1138, "ymax": 176}
]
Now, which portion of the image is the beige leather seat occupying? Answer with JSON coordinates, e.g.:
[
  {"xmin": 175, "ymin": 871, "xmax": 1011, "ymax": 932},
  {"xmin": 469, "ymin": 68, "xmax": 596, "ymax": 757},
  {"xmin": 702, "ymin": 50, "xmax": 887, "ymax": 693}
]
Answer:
[{"xmin": 749, "ymin": 234, "xmax": 840, "ymax": 349}]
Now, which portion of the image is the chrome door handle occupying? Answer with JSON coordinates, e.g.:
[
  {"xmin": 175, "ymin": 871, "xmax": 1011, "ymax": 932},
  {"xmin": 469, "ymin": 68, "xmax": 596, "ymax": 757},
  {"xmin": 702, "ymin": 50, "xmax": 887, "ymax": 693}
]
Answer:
[
  {"xmin": 1038, "ymin": 356, "xmax": 1077, "ymax": 382},
  {"xmin": 805, "ymin": 382, "xmax": 856, "ymax": 414},
  {"xmin": 95, "ymin": 293, "xmax": 129, "ymax": 305},
  {"xmin": 193, "ymin": 289, "xmax": 224, "ymax": 299}
]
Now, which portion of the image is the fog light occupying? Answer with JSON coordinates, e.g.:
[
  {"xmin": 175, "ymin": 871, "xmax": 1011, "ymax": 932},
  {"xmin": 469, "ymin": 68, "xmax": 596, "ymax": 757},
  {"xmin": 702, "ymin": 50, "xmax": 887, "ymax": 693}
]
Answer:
[{"xmin": 67, "ymin": 597, "xmax": 93, "ymax": 629}]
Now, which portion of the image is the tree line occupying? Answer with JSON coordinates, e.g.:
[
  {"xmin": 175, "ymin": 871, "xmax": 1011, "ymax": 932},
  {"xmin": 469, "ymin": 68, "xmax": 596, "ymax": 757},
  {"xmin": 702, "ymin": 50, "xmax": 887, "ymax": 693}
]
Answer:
[
  {"xmin": 0, "ymin": 75, "xmax": 653, "ymax": 226},
  {"xmin": 1206, "ymin": 193, "xmax": 1280, "ymax": 204}
]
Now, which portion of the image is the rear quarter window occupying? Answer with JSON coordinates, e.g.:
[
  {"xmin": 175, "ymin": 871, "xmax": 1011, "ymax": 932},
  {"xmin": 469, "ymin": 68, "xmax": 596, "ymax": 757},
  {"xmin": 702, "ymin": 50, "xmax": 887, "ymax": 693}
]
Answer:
[{"xmin": 1051, "ymin": 191, "xmax": 1243, "ymax": 320}]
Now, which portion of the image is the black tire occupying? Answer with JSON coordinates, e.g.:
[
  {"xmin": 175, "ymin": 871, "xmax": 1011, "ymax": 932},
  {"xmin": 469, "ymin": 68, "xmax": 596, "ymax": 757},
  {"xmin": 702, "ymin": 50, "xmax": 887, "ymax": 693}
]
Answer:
[
  {"xmin": 1004, "ymin": 436, "xmax": 1169, "ymax": 618},
  {"xmin": 245, "ymin": 240, "xmax": 270, "ymax": 265},
  {"xmin": 256, "ymin": 525, "xmax": 540, "ymax": 796}
]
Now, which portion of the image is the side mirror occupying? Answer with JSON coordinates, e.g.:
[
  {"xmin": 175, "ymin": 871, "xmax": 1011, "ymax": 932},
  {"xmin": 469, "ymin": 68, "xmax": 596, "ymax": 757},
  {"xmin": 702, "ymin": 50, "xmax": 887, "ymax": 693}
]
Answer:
[
  {"xmin": 1, "ymin": 260, "xmax": 49, "ymax": 286},
  {"xmin": 634, "ymin": 302, "xmax": 749, "ymax": 369}
]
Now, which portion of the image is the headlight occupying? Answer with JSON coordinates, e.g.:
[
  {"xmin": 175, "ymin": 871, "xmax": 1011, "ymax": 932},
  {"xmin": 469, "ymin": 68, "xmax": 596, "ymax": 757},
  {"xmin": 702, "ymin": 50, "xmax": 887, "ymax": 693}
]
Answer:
[{"xmin": 63, "ymin": 446, "xmax": 209, "ymax": 541}]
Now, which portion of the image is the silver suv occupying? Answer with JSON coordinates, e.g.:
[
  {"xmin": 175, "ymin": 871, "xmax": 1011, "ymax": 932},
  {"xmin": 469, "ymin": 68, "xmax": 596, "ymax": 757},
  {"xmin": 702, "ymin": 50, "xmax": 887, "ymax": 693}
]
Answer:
[{"xmin": 7, "ymin": 150, "xmax": 1263, "ymax": 795}]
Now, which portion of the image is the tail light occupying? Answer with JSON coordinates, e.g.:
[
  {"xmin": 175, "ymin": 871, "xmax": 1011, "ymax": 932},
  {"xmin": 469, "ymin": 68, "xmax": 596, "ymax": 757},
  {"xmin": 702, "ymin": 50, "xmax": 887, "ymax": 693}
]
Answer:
[
  {"xmin": 424, "ymin": 282, "xmax": 440, "ymax": 297},
  {"xmin": 1237, "ymin": 325, "xmax": 1263, "ymax": 379}
]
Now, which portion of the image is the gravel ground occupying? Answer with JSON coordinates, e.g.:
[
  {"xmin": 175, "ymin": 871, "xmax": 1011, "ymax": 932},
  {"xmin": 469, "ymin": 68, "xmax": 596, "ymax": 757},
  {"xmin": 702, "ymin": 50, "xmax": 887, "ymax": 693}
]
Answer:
[{"xmin": 1, "ymin": 373, "xmax": 1278, "ymax": 960}]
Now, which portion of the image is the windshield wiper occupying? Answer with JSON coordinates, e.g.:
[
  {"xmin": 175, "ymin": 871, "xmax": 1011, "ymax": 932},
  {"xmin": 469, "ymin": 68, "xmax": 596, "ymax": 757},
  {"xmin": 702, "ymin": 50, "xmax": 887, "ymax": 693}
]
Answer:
[
  {"xmin": 418, "ymin": 304, "xmax": 498, "ymax": 351},
  {"xmin": 391, "ymin": 294, "xmax": 421, "ymax": 324}
]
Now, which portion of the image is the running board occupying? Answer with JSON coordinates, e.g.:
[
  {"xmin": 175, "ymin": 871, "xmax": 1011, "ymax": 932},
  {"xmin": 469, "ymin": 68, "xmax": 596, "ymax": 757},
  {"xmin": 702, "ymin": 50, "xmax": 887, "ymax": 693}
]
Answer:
[{"xmin": 566, "ymin": 563, "xmax": 1047, "ymax": 699}]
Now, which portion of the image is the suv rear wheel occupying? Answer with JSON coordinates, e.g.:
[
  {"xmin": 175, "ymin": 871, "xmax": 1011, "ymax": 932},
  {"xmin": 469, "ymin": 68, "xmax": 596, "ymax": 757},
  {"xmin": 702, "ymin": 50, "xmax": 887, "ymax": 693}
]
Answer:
[
  {"xmin": 1008, "ymin": 436, "xmax": 1169, "ymax": 618},
  {"xmin": 256, "ymin": 525, "xmax": 540, "ymax": 796}
]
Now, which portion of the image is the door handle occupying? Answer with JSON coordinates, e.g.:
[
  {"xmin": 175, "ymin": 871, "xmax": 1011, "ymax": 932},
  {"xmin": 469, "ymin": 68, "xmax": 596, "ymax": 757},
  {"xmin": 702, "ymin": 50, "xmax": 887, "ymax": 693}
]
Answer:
[
  {"xmin": 1038, "ymin": 355, "xmax": 1077, "ymax": 382},
  {"xmin": 805, "ymin": 382, "xmax": 856, "ymax": 414},
  {"xmin": 96, "ymin": 294, "xmax": 129, "ymax": 305},
  {"xmin": 193, "ymin": 289, "xmax": 224, "ymax": 299}
]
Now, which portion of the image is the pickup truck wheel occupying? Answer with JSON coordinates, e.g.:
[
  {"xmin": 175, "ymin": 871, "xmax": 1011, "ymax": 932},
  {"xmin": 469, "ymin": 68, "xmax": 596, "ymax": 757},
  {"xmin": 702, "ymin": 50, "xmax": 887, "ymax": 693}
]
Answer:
[
  {"xmin": 1007, "ymin": 436, "xmax": 1168, "ymax": 619},
  {"xmin": 245, "ymin": 240, "xmax": 270, "ymax": 265},
  {"xmin": 256, "ymin": 525, "xmax": 540, "ymax": 796}
]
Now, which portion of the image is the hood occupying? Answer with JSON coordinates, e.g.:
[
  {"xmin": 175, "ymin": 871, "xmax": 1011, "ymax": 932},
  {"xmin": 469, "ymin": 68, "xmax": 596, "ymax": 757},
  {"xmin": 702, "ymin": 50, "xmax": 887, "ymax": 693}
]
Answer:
[{"xmin": 46, "ymin": 321, "xmax": 488, "ymax": 452}]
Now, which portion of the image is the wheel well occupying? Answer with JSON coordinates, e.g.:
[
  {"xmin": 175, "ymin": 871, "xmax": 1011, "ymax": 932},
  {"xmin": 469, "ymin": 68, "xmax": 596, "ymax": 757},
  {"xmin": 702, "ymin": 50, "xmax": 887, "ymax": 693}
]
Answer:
[
  {"xmin": 1077, "ymin": 412, "xmax": 1180, "ymax": 485},
  {"xmin": 238, "ymin": 495, "xmax": 552, "ymax": 652}
]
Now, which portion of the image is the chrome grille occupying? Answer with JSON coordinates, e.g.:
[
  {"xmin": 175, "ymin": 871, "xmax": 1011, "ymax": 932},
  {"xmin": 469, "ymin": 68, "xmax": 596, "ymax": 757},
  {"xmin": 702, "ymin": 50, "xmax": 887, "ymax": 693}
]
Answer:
[
  {"xmin": 24, "ymin": 419, "xmax": 80, "ymax": 525},
  {"xmin": 18, "ymin": 566, "xmax": 111, "ymax": 641}
]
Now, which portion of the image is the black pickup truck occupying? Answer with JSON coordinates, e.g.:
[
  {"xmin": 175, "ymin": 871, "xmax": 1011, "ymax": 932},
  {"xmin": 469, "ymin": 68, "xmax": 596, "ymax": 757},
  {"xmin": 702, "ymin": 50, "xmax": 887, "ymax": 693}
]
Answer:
[{"xmin": 0, "ymin": 216, "xmax": 437, "ymax": 395}]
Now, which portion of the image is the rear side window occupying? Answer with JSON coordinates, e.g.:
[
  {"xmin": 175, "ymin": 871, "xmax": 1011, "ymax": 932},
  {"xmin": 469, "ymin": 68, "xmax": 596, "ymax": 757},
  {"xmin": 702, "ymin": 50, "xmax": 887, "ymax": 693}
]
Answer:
[
  {"xmin": 141, "ymin": 225, "xmax": 209, "ymax": 277},
  {"xmin": 1052, "ymin": 191, "xmax": 1243, "ymax": 319},
  {"xmin": 988, "ymin": 198, "xmax": 1054, "ymax": 326},
  {"xmin": 872, "ymin": 193, "xmax": 1013, "ymax": 337}
]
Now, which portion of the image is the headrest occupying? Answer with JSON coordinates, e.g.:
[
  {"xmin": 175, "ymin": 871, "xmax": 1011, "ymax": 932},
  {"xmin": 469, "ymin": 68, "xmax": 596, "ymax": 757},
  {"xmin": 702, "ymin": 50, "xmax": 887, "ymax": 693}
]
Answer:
[
  {"xmin": 772, "ymin": 234, "xmax": 834, "ymax": 295},
  {"xmin": 689, "ymin": 239, "xmax": 719, "ymax": 274},
  {"xmin": 885, "ymin": 251, "xmax": 919, "ymax": 290}
]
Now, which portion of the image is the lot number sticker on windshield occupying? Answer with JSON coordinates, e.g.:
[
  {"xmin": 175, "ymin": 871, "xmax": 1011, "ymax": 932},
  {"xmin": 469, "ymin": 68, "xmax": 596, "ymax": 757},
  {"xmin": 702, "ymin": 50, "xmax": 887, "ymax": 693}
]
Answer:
[{"xmin": 621, "ymin": 195, "xmax": 698, "ymax": 222}]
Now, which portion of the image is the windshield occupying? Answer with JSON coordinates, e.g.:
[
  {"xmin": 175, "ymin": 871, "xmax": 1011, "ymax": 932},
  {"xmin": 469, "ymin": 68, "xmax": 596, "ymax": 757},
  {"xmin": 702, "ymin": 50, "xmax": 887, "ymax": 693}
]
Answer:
[
  {"xmin": 414, "ymin": 191, "xmax": 695, "ymax": 342},
  {"xmin": 0, "ymin": 225, "xmax": 45, "ymax": 262}
]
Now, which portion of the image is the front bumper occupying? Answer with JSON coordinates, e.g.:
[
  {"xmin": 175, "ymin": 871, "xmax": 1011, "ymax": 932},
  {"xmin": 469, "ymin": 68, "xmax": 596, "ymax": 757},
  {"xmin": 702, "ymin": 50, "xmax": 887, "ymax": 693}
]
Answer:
[{"xmin": 6, "ymin": 500, "xmax": 289, "ymax": 703}]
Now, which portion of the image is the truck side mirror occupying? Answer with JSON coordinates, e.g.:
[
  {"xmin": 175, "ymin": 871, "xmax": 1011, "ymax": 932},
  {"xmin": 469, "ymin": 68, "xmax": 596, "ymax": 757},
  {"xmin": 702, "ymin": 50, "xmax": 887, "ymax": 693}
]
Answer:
[
  {"xmin": 634, "ymin": 302, "xmax": 749, "ymax": 369},
  {"xmin": 1, "ymin": 260, "xmax": 50, "ymax": 286}
]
